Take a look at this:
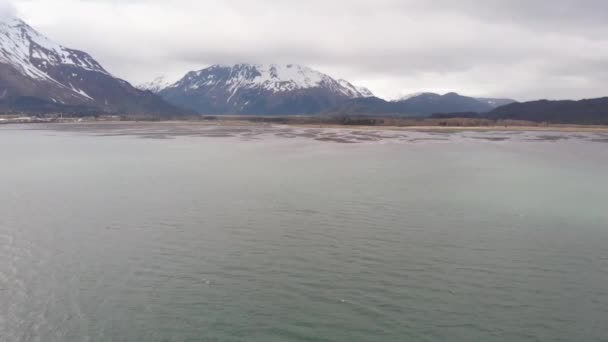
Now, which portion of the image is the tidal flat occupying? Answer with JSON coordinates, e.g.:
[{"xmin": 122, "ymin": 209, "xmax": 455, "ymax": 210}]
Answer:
[{"xmin": 7, "ymin": 121, "xmax": 608, "ymax": 144}]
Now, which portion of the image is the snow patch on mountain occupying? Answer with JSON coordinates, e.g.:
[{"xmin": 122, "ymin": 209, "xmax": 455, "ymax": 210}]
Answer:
[
  {"xmin": 355, "ymin": 86, "xmax": 374, "ymax": 98},
  {"xmin": 338, "ymin": 79, "xmax": 374, "ymax": 98}
]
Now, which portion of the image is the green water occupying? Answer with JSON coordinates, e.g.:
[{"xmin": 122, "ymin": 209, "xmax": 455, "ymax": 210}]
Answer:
[{"xmin": 1, "ymin": 124, "xmax": 607, "ymax": 341}]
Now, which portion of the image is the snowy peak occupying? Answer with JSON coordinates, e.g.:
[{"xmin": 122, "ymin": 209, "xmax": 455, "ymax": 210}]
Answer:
[
  {"xmin": 243, "ymin": 63, "xmax": 329, "ymax": 92},
  {"xmin": 0, "ymin": 17, "xmax": 108, "ymax": 79},
  {"xmin": 174, "ymin": 63, "xmax": 333, "ymax": 93},
  {"xmin": 0, "ymin": 16, "xmax": 111, "ymax": 103},
  {"xmin": 138, "ymin": 76, "xmax": 174, "ymax": 93},
  {"xmin": 169, "ymin": 63, "xmax": 372, "ymax": 98}
]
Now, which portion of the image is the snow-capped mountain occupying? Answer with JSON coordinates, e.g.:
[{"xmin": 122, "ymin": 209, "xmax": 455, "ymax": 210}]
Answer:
[
  {"xmin": 0, "ymin": 18, "xmax": 108, "ymax": 81},
  {"xmin": 158, "ymin": 64, "xmax": 375, "ymax": 114},
  {"xmin": 0, "ymin": 17, "xmax": 187, "ymax": 115},
  {"xmin": 138, "ymin": 76, "xmax": 175, "ymax": 94}
]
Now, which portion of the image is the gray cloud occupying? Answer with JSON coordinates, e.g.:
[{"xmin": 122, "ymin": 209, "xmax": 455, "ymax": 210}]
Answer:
[{"xmin": 9, "ymin": 0, "xmax": 608, "ymax": 100}]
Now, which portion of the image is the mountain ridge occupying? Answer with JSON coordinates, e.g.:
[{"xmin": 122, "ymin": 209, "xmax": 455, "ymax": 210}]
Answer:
[
  {"xmin": 487, "ymin": 97, "xmax": 608, "ymax": 124},
  {"xmin": 325, "ymin": 92, "xmax": 511, "ymax": 116}
]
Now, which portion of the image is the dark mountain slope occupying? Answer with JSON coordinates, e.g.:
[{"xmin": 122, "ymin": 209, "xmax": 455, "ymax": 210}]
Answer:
[
  {"xmin": 326, "ymin": 92, "xmax": 501, "ymax": 116},
  {"xmin": 488, "ymin": 97, "xmax": 608, "ymax": 124}
]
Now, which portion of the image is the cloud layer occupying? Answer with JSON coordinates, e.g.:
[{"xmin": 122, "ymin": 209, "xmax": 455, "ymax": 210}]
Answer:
[
  {"xmin": 8, "ymin": 0, "xmax": 608, "ymax": 100},
  {"xmin": 0, "ymin": 0, "xmax": 15, "ymax": 18}
]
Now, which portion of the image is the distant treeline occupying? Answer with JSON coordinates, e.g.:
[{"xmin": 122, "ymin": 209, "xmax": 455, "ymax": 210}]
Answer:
[{"xmin": 193, "ymin": 115, "xmax": 542, "ymax": 127}]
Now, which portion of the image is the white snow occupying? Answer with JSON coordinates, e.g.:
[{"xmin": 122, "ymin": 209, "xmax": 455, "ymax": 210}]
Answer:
[
  {"xmin": 257, "ymin": 64, "xmax": 326, "ymax": 91},
  {"xmin": 204, "ymin": 64, "xmax": 330, "ymax": 93},
  {"xmin": 337, "ymin": 79, "xmax": 374, "ymax": 98},
  {"xmin": 69, "ymin": 83, "xmax": 94, "ymax": 100}
]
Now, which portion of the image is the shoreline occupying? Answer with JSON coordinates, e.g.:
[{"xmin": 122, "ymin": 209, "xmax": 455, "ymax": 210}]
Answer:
[{"xmin": 3, "ymin": 117, "xmax": 608, "ymax": 133}]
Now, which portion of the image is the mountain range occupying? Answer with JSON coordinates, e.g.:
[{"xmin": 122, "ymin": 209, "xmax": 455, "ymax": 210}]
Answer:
[
  {"xmin": 140, "ymin": 67, "xmax": 513, "ymax": 116},
  {"xmin": 487, "ymin": 97, "xmax": 608, "ymax": 124},
  {"xmin": 2, "ymin": 16, "xmax": 607, "ymax": 124},
  {"xmin": 0, "ymin": 17, "xmax": 188, "ymax": 115},
  {"xmin": 323, "ymin": 92, "xmax": 515, "ymax": 116}
]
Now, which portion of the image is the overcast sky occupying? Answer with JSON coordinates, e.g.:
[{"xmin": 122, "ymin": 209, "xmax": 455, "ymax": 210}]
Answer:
[{"xmin": 4, "ymin": 0, "xmax": 608, "ymax": 100}]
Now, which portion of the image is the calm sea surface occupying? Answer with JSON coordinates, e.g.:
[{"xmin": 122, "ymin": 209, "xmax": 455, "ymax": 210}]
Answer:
[{"xmin": 1, "ymin": 123, "xmax": 608, "ymax": 341}]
